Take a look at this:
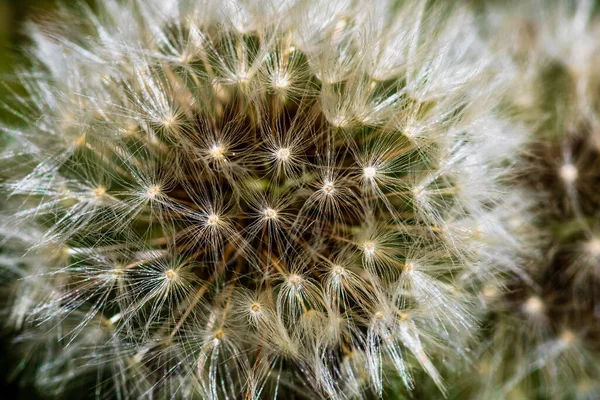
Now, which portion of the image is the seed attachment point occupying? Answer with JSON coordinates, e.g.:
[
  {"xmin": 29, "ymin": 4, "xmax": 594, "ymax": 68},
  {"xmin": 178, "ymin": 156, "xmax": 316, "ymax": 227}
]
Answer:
[
  {"xmin": 559, "ymin": 163, "xmax": 578, "ymax": 183},
  {"xmin": 93, "ymin": 186, "xmax": 106, "ymax": 198},
  {"xmin": 363, "ymin": 166, "xmax": 377, "ymax": 179},
  {"xmin": 207, "ymin": 214, "xmax": 220, "ymax": 226},
  {"xmin": 275, "ymin": 148, "xmax": 291, "ymax": 161},
  {"xmin": 147, "ymin": 185, "xmax": 162, "ymax": 198},
  {"xmin": 363, "ymin": 242, "xmax": 376, "ymax": 255},
  {"xmin": 322, "ymin": 181, "xmax": 335, "ymax": 194},
  {"xmin": 165, "ymin": 269, "xmax": 176, "ymax": 280},
  {"xmin": 264, "ymin": 208, "xmax": 278, "ymax": 219}
]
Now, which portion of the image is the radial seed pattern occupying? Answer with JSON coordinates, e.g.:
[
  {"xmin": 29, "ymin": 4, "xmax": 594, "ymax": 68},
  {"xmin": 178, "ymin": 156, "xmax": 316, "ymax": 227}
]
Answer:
[{"xmin": 0, "ymin": 1, "xmax": 523, "ymax": 399}]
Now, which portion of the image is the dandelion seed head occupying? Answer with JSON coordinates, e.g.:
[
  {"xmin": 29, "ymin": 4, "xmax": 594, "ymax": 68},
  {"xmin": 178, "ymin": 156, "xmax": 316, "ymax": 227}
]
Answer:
[
  {"xmin": 507, "ymin": 215, "xmax": 524, "ymax": 230},
  {"xmin": 462, "ymin": 3, "xmax": 600, "ymax": 397},
  {"xmin": 0, "ymin": 0, "xmax": 525, "ymax": 397}
]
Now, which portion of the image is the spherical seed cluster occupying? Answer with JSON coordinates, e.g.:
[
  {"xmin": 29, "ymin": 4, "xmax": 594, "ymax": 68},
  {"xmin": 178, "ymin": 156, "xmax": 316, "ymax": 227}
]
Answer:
[{"xmin": 1, "ymin": 1, "xmax": 523, "ymax": 399}]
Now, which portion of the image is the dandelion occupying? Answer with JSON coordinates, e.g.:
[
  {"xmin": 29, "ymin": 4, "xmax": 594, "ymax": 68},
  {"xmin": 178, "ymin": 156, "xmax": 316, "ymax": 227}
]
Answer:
[
  {"xmin": 0, "ymin": 0, "xmax": 524, "ymax": 399},
  {"xmin": 455, "ymin": 1, "xmax": 600, "ymax": 398}
]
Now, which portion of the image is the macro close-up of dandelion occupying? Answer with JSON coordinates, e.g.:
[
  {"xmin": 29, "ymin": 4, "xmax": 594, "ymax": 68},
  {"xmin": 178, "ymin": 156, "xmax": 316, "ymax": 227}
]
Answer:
[{"xmin": 0, "ymin": 0, "xmax": 599, "ymax": 399}]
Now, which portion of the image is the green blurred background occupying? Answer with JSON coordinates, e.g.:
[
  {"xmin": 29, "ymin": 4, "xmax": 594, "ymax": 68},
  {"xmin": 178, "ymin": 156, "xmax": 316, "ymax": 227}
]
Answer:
[
  {"xmin": 1, "ymin": 3, "xmax": 57, "ymax": 399},
  {"xmin": 0, "ymin": 0, "xmax": 46, "ymax": 73},
  {"xmin": 0, "ymin": 0, "xmax": 57, "ymax": 119}
]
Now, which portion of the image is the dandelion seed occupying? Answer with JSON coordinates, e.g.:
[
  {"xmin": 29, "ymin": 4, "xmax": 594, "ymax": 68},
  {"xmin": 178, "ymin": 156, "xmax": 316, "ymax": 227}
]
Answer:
[
  {"xmin": 264, "ymin": 208, "xmax": 278, "ymax": 219},
  {"xmin": 209, "ymin": 145, "xmax": 225, "ymax": 160},
  {"xmin": 287, "ymin": 274, "xmax": 303, "ymax": 288},
  {"xmin": 165, "ymin": 269, "xmax": 176, "ymax": 280},
  {"xmin": 523, "ymin": 296, "xmax": 545, "ymax": 315},
  {"xmin": 322, "ymin": 181, "xmax": 335, "ymax": 195},
  {"xmin": 413, "ymin": 186, "xmax": 424, "ymax": 198},
  {"xmin": 482, "ymin": 285, "xmax": 499, "ymax": 299},
  {"xmin": 109, "ymin": 266, "xmax": 124, "ymax": 281},
  {"xmin": 559, "ymin": 163, "xmax": 578, "ymax": 182},
  {"xmin": 275, "ymin": 148, "xmax": 291, "ymax": 161},
  {"xmin": 108, "ymin": 313, "xmax": 122, "ymax": 325},
  {"xmin": 207, "ymin": 214, "xmax": 220, "ymax": 226},
  {"xmin": 74, "ymin": 135, "xmax": 86, "ymax": 147},
  {"xmin": 585, "ymin": 237, "xmax": 600, "ymax": 257},
  {"xmin": 363, "ymin": 242, "xmax": 376, "ymax": 256},
  {"xmin": 273, "ymin": 76, "xmax": 290, "ymax": 89},
  {"xmin": 330, "ymin": 115, "xmax": 350, "ymax": 128},
  {"xmin": 363, "ymin": 166, "xmax": 377, "ymax": 179},
  {"xmin": 560, "ymin": 330, "xmax": 576, "ymax": 346},
  {"xmin": 92, "ymin": 186, "xmax": 106, "ymax": 198},
  {"xmin": 146, "ymin": 185, "xmax": 161, "ymax": 198},
  {"xmin": 163, "ymin": 115, "xmax": 177, "ymax": 128},
  {"xmin": 211, "ymin": 330, "xmax": 225, "ymax": 346},
  {"xmin": 331, "ymin": 265, "xmax": 345, "ymax": 276}
]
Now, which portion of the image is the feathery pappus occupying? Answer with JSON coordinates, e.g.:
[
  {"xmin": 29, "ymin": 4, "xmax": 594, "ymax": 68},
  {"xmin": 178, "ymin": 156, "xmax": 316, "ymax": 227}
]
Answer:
[{"xmin": 0, "ymin": 0, "xmax": 530, "ymax": 399}]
